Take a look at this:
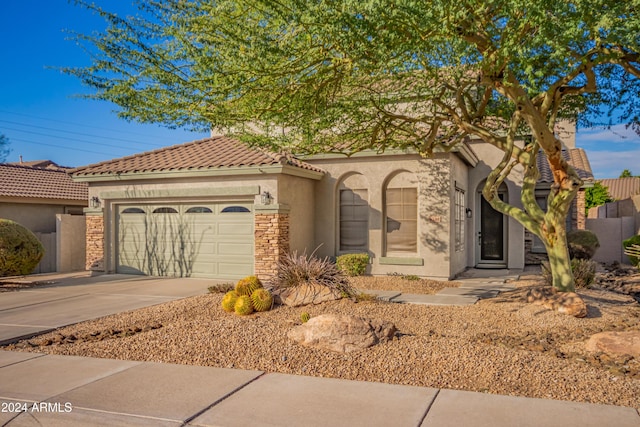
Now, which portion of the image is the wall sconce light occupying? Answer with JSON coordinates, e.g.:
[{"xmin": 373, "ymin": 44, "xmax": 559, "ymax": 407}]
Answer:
[
  {"xmin": 90, "ymin": 196, "xmax": 101, "ymax": 209},
  {"xmin": 465, "ymin": 208, "xmax": 472, "ymax": 219},
  {"xmin": 261, "ymin": 191, "xmax": 273, "ymax": 205}
]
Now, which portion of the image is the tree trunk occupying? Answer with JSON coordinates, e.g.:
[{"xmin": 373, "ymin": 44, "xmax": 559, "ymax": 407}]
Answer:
[{"xmin": 544, "ymin": 223, "xmax": 575, "ymax": 293}]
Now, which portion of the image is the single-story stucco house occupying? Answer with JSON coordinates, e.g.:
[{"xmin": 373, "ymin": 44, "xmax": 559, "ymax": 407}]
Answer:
[
  {"xmin": 69, "ymin": 129, "xmax": 593, "ymax": 281},
  {"xmin": 0, "ymin": 162, "xmax": 88, "ymax": 273}
]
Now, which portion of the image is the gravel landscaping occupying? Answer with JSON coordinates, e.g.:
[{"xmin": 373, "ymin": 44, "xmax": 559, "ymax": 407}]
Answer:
[{"xmin": 4, "ymin": 273, "xmax": 640, "ymax": 410}]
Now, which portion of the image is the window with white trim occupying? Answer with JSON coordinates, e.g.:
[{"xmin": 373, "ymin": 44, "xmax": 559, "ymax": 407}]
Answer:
[
  {"xmin": 339, "ymin": 189, "xmax": 369, "ymax": 252},
  {"xmin": 455, "ymin": 187, "xmax": 465, "ymax": 252},
  {"xmin": 385, "ymin": 187, "xmax": 417, "ymax": 253}
]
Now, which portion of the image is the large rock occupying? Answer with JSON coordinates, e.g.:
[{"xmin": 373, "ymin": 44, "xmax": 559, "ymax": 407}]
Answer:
[
  {"xmin": 586, "ymin": 331, "xmax": 640, "ymax": 357},
  {"xmin": 287, "ymin": 314, "xmax": 396, "ymax": 353},
  {"xmin": 274, "ymin": 283, "xmax": 342, "ymax": 307},
  {"xmin": 526, "ymin": 288, "xmax": 587, "ymax": 318}
]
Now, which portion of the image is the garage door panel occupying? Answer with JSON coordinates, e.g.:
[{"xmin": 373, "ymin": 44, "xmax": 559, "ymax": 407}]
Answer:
[
  {"xmin": 218, "ymin": 242, "xmax": 253, "ymax": 256},
  {"xmin": 117, "ymin": 203, "xmax": 254, "ymax": 279}
]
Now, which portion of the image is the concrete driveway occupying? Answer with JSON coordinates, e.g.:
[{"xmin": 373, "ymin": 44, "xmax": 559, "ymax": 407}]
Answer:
[{"xmin": 0, "ymin": 272, "xmax": 213, "ymax": 345}]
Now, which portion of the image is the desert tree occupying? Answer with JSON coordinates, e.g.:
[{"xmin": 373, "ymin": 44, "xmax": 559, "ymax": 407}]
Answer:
[{"xmin": 67, "ymin": 0, "xmax": 640, "ymax": 292}]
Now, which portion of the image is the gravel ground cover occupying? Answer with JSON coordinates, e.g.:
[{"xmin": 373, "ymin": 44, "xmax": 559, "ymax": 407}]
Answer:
[{"xmin": 3, "ymin": 274, "xmax": 640, "ymax": 410}]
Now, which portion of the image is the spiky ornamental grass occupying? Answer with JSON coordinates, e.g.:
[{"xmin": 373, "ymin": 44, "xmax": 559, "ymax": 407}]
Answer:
[{"xmin": 272, "ymin": 251, "xmax": 356, "ymax": 297}]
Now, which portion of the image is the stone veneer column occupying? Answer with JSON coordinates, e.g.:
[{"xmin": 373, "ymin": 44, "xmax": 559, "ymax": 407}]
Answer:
[
  {"xmin": 254, "ymin": 204, "xmax": 290, "ymax": 282},
  {"xmin": 84, "ymin": 208, "xmax": 105, "ymax": 271}
]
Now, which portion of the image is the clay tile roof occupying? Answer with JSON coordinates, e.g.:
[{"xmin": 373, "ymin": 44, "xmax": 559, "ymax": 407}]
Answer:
[
  {"xmin": 70, "ymin": 135, "xmax": 325, "ymax": 176},
  {"xmin": 597, "ymin": 177, "xmax": 640, "ymax": 201},
  {"xmin": 0, "ymin": 164, "xmax": 88, "ymax": 201},
  {"xmin": 536, "ymin": 148, "xmax": 594, "ymax": 185}
]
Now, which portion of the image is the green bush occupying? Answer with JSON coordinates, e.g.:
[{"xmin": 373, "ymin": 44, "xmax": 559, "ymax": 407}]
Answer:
[
  {"xmin": 623, "ymin": 235, "xmax": 640, "ymax": 266},
  {"xmin": 336, "ymin": 253, "xmax": 369, "ymax": 276},
  {"xmin": 0, "ymin": 219, "xmax": 44, "ymax": 276},
  {"xmin": 541, "ymin": 259, "xmax": 596, "ymax": 289},
  {"xmin": 567, "ymin": 230, "xmax": 600, "ymax": 260}
]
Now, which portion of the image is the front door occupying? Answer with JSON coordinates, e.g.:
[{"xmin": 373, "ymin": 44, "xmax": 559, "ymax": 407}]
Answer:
[{"xmin": 476, "ymin": 192, "xmax": 507, "ymax": 267}]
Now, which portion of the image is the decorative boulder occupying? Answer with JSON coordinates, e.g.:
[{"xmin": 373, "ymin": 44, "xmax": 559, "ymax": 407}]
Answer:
[
  {"xmin": 287, "ymin": 314, "xmax": 396, "ymax": 353},
  {"xmin": 274, "ymin": 283, "xmax": 342, "ymax": 307},
  {"xmin": 586, "ymin": 331, "xmax": 640, "ymax": 357},
  {"xmin": 526, "ymin": 288, "xmax": 588, "ymax": 318}
]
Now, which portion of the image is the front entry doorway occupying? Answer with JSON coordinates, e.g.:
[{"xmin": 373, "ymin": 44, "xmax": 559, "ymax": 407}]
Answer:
[{"xmin": 476, "ymin": 186, "xmax": 508, "ymax": 268}]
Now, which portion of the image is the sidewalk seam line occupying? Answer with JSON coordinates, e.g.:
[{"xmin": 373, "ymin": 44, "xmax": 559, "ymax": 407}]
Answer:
[
  {"xmin": 0, "ymin": 294, "xmax": 89, "ymax": 313},
  {"xmin": 182, "ymin": 371, "xmax": 267, "ymax": 425},
  {"xmin": 417, "ymin": 389, "xmax": 440, "ymax": 426}
]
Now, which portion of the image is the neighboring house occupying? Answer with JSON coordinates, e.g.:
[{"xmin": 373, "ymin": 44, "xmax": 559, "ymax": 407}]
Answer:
[
  {"xmin": 596, "ymin": 177, "xmax": 640, "ymax": 202},
  {"xmin": 0, "ymin": 162, "xmax": 88, "ymax": 273},
  {"xmin": 586, "ymin": 177, "xmax": 640, "ymax": 264},
  {"xmin": 70, "ymin": 128, "xmax": 593, "ymax": 281}
]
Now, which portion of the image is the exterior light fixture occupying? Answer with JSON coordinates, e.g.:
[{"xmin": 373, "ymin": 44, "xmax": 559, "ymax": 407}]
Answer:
[
  {"xmin": 261, "ymin": 191, "xmax": 273, "ymax": 205},
  {"xmin": 90, "ymin": 196, "xmax": 101, "ymax": 208},
  {"xmin": 465, "ymin": 208, "xmax": 472, "ymax": 219}
]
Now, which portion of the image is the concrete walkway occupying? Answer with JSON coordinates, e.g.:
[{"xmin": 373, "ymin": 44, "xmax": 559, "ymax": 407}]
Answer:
[
  {"xmin": 364, "ymin": 269, "xmax": 522, "ymax": 306},
  {"xmin": 0, "ymin": 272, "xmax": 213, "ymax": 345},
  {"xmin": 0, "ymin": 351, "xmax": 638, "ymax": 427}
]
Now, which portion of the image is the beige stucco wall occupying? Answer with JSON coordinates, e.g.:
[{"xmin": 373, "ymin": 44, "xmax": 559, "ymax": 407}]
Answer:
[
  {"xmin": 0, "ymin": 201, "xmax": 84, "ymax": 233},
  {"xmin": 56, "ymin": 214, "xmax": 86, "ymax": 272},
  {"xmin": 467, "ymin": 141, "xmax": 525, "ymax": 270},
  {"xmin": 449, "ymin": 153, "xmax": 470, "ymax": 277},
  {"xmin": 307, "ymin": 152, "xmax": 458, "ymax": 279},
  {"xmin": 276, "ymin": 174, "xmax": 315, "ymax": 254}
]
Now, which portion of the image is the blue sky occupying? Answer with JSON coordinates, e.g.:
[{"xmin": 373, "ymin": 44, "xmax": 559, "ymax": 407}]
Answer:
[{"xmin": 1, "ymin": 1, "xmax": 639, "ymax": 178}]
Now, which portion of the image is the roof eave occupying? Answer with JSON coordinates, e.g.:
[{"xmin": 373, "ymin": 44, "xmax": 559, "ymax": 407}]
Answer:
[{"xmin": 70, "ymin": 164, "xmax": 324, "ymax": 183}]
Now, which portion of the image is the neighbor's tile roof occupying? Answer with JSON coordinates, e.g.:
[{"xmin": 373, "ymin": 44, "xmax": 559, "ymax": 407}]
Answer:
[
  {"xmin": 70, "ymin": 136, "xmax": 325, "ymax": 176},
  {"xmin": 0, "ymin": 164, "xmax": 88, "ymax": 201},
  {"xmin": 536, "ymin": 148, "xmax": 594, "ymax": 184},
  {"xmin": 597, "ymin": 177, "xmax": 640, "ymax": 200}
]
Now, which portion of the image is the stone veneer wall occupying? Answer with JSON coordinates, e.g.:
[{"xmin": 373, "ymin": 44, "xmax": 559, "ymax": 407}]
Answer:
[
  {"xmin": 254, "ymin": 212, "xmax": 290, "ymax": 281},
  {"xmin": 85, "ymin": 213, "xmax": 105, "ymax": 271}
]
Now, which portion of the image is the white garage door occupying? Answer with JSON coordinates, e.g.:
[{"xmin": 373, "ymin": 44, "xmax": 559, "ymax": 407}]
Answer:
[{"xmin": 117, "ymin": 203, "xmax": 253, "ymax": 279}]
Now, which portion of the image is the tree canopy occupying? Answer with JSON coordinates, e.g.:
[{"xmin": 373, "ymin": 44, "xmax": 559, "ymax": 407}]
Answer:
[
  {"xmin": 585, "ymin": 182, "xmax": 613, "ymax": 213},
  {"xmin": 68, "ymin": 0, "xmax": 640, "ymax": 292}
]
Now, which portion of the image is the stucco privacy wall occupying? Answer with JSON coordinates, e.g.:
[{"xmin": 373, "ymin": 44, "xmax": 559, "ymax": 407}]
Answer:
[
  {"xmin": 0, "ymin": 202, "xmax": 82, "ymax": 233},
  {"xmin": 307, "ymin": 152, "xmax": 457, "ymax": 279}
]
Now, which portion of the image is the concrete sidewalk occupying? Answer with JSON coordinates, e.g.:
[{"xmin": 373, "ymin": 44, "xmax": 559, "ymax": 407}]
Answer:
[
  {"xmin": 0, "ymin": 272, "xmax": 213, "ymax": 345},
  {"xmin": 0, "ymin": 351, "xmax": 638, "ymax": 427}
]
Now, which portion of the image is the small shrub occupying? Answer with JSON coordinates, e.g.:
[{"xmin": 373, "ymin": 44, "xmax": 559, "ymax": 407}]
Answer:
[
  {"xmin": 541, "ymin": 259, "xmax": 596, "ymax": 289},
  {"xmin": 624, "ymin": 244, "xmax": 640, "ymax": 267},
  {"xmin": 402, "ymin": 275, "xmax": 421, "ymax": 281},
  {"xmin": 300, "ymin": 312, "xmax": 311, "ymax": 323},
  {"xmin": 354, "ymin": 292, "xmax": 378, "ymax": 302},
  {"xmin": 571, "ymin": 259, "xmax": 596, "ymax": 288},
  {"xmin": 208, "ymin": 282, "xmax": 234, "ymax": 293},
  {"xmin": 336, "ymin": 253, "xmax": 369, "ymax": 276},
  {"xmin": 0, "ymin": 219, "xmax": 44, "ymax": 276},
  {"xmin": 623, "ymin": 235, "xmax": 640, "ymax": 266},
  {"xmin": 272, "ymin": 251, "xmax": 356, "ymax": 297},
  {"xmin": 567, "ymin": 230, "xmax": 600, "ymax": 260}
]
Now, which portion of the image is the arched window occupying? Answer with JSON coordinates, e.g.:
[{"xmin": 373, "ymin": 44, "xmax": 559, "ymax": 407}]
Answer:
[
  {"xmin": 385, "ymin": 172, "xmax": 418, "ymax": 254},
  {"xmin": 121, "ymin": 207, "xmax": 145, "ymax": 214},
  {"xmin": 186, "ymin": 206, "xmax": 213, "ymax": 213},
  {"xmin": 153, "ymin": 207, "xmax": 178, "ymax": 214},
  {"xmin": 221, "ymin": 206, "xmax": 251, "ymax": 213},
  {"xmin": 338, "ymin": 174, "xmax": 369, "ymax": 252}
]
